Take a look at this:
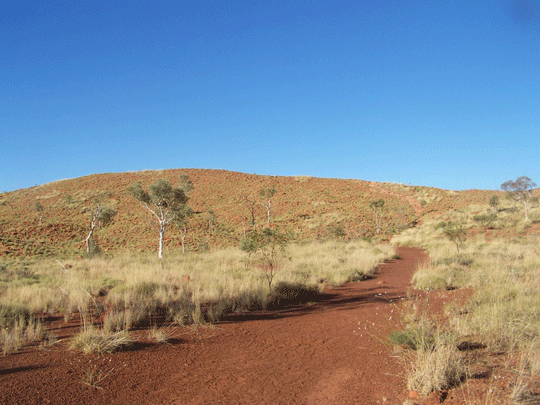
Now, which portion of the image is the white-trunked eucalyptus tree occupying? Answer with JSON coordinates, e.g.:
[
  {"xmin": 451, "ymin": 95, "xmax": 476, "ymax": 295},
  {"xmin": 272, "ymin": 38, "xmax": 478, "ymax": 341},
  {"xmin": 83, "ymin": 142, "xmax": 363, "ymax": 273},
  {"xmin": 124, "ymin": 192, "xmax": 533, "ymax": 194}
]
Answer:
[
  {"xmin": 128, "ymin": 177, "xmax": 191, "ymax": 258},
  {"xmin": 501, "ymin": 176, "xmax": 537, "ymax": 222},
  {"xmin": 85, "ymin": 202, "xmax": 116, "ymax": 254}
]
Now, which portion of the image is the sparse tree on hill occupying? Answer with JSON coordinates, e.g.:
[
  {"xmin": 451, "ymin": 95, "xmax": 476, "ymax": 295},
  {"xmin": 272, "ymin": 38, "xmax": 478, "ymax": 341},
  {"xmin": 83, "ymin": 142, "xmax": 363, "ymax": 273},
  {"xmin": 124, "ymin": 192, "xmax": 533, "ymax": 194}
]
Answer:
[
  {"xmin": 240, "ymin": 227, "xmax": 288, "ymax": 290},
  {"xmin": 178, "ymin": 174, "xmax": 194, "ymax": 195},
  {"xmin": 176, "ymin": 174, "xmax": 194, "ymax": 254},
  {"xmin": 392, "ymin": 205, "xmax": 409, "ymax": 231},
  {"xmin": 34, "ymin": 201, "xmax": 44, "ymax": 225},
  {"xmin": 242, "ymin": 194, "xmax": 258, "ymax": 226},
  {"xmin": 501, "ymin": 176, "xmax": 537, "ymax": 222},
  {"xmin": 489, "ymin": 195, "xmax": 499, "ymax": 214},
  {"xmin": 206, "ymin": 210, "xmax": 216, "ymax": 232},
  {"xmin": 175, "ymin": 205, "xmax": 193, "ymax": 254},
  {"xmin": 128, "ymin": 178, "xmax": 190, "ymax": 258},
  {"xmin": 259, "ymin": 186, "xmax": 276, "ymax": 225},
  {"xmin": 85, "ymin": 203, "xmax": 116, "ymax": 254},
  {"xmin": 442, "ymin": 222, "xmax": 467, "ymax": 254},
  {"xmin": 369, "ymin": 199, "xmax": 385, "ymax": 235}
]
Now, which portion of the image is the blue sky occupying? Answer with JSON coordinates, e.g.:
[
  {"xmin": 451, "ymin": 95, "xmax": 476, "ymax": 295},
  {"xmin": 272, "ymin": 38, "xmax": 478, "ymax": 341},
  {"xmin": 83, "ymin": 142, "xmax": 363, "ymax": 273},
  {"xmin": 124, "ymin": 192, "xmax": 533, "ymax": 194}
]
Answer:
[{"xmin": 1, "ymin": 1, "xmax": 539, "ymax": 192}]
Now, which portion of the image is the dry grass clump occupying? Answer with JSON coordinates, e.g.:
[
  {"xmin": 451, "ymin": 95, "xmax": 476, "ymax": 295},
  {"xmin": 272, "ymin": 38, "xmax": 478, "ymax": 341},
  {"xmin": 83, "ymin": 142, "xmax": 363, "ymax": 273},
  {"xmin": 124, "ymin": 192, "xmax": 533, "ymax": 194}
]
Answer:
[
  {"xmin": 0, "ymin": 318, "xmax": 46, "ymax": 355},
  {"xmin": 406, "ymin": 338, "xmax": 465, "ymax": 395},
  {"xmin": 148, "ymin": 324, "xmax": 175, "ymax": 344},
  {"xmin": 0, "ymin": 303, "xmax": 47, "ymax": 355},
  {"xmin": 70, "ymin": 326, "xmax": 132, "ymax": 354},
  {"xmin": 81, "ymin": 364, "xmax": 114, "ymax": 390}
]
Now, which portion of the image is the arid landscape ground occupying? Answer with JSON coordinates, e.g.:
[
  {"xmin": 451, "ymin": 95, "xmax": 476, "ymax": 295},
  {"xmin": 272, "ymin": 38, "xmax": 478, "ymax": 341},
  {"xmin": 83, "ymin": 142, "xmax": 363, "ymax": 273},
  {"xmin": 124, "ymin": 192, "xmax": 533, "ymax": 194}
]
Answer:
[
  {"xmin": 1, "ymin": 247, "xmax": 436, "ymax": 405},
  {"xmin": 1, "ymin": 169, "xmax": 539, "ymax": 404}
]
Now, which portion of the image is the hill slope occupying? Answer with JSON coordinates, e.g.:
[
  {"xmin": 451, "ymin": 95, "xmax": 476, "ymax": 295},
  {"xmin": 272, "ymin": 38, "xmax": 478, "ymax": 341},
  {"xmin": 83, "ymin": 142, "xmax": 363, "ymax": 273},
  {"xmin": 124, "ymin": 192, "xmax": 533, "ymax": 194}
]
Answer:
[{"xmin": 0, "ymin": 169, "xmax": 499, "ymax": 258}]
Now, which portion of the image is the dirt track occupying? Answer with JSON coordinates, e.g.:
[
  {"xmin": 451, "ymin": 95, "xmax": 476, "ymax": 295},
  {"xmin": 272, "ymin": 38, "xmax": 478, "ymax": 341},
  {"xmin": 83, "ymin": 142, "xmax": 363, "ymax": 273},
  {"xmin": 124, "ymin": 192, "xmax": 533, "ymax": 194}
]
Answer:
[{"xmin": 0, "ymin": 247, "xmax": 428, "ymax": 405}]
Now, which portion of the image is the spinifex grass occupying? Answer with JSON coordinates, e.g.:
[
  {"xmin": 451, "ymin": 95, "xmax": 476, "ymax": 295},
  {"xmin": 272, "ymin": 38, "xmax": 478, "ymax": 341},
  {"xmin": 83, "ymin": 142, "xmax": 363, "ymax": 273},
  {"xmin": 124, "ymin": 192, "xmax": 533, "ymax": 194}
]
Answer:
[
  {"xmin": 0, "ymin": 240, "xmax": 396, "ymax": 347},
  {"xmin": 70, "ymin": 325, "xmax": 132, "ymax": 354},
  {"xmin": 392, "ymin": 198, "xmax": 540, "ymax": 400}
]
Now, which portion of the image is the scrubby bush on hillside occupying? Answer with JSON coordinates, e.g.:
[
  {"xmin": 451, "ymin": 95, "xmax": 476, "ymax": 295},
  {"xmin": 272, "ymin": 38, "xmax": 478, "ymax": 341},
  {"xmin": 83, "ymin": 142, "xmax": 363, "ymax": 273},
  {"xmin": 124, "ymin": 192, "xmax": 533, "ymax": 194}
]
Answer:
[{"xmin": 241, "ymin": 227, "xmax": 289, "ymax": 290}]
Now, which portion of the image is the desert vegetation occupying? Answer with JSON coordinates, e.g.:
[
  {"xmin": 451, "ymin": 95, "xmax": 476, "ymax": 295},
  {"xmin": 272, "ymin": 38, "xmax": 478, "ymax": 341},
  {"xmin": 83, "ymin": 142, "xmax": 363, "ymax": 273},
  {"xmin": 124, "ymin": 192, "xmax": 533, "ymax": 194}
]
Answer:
[
  {"xmin": 0, "ymin": 237, "xmax": 395, "ymax": 355},
  {"xmin": 1, "ymin": 169, "xmax": 539, "ymax": 403},
  {"xmin": 1, "ymin": 169, "xmax": 410, "ymax": 361},
  {"xmin": 0, "ymin": 169, "xmax": 420, "ymax": 258},
  {"xmin": 391, "ymin": 183, "xmax": 540, "ymax": 402}
]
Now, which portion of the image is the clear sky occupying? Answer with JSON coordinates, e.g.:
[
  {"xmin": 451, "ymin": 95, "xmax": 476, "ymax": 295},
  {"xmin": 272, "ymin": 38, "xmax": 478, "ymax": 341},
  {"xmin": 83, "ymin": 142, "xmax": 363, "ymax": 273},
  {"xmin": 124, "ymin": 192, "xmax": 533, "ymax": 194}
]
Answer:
[{"xmin": 1, "ymin": 1, "xmax": 539, "ymax": 192}]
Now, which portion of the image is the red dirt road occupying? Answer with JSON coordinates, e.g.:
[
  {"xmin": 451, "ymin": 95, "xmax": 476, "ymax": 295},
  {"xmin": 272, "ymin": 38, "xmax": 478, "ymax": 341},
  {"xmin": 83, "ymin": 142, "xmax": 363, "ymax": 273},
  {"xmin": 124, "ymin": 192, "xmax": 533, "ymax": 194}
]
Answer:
[{"xmin": 0, "ymin": 247, "xmax": 428, "ymax": 405}]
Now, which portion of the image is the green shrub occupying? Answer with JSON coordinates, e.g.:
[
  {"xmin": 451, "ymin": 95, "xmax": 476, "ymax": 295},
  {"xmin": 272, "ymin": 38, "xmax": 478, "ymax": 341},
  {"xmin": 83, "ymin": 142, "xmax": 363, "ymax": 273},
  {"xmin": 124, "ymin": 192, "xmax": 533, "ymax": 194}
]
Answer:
[
  {"xmin": 269, "ymin": 282, "xmax": 322, "ymax": 308},
  {"xmin": 414, "ymin": 274, "xmax": 448, "ymax": 291},
  {"xmin": 389, "ymin": 322, "xmax": 436, "ymax": 351}
]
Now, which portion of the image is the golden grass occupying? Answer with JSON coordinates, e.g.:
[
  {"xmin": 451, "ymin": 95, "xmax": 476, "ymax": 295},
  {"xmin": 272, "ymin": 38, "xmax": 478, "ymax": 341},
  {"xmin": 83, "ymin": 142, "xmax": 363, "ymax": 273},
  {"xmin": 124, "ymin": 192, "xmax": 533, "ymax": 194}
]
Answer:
[
  {"xmin": 0, "ymin": 239, "xmax": 395, "ymax": 349},
  {"xmin": 406, "ymin": 338, "xmax": 465, "ymax": 395},
  {"xmin": 70, "ymin": 325, "xmax": 132, "ymax": 354},
  {"xmin": 81, "ymin": 364, "xmax": 115, "ymax": 390},
  {"xmin": 148, "ymin": 324, "xmax": 175, "ymax": 344},
  {"xmin": 391, "ymin": 198, "xmax": 540, "ymax": 400}
]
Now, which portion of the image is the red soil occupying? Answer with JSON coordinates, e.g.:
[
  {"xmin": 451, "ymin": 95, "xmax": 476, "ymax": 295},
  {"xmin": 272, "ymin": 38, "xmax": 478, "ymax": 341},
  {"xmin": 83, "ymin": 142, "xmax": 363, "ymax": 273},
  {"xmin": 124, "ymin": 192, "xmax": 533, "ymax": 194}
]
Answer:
[{"xmin": 0, "ymin": 247, "xmax": 457, "ymax": 405}]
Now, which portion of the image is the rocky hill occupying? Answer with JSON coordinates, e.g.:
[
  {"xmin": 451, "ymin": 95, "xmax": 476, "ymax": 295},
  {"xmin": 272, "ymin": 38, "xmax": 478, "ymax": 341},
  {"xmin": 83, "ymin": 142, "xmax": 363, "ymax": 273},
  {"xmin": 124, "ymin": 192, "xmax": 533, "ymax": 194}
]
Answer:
[{"xmin": 0, "ymin": 169, "xmax": 500, "ymax": 258}]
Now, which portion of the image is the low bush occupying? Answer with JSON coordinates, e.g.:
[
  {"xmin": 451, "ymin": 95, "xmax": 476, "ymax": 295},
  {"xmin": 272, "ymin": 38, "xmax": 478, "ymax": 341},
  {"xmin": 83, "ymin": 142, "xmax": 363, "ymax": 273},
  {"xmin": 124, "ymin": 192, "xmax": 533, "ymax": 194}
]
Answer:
[
  {"xmin": 70, "ymin": 326, "xmax": 132, "ymax": 354},
  {"xmin": 406, "ymin": 340, "xmax": 465, "ymax": 395},
  {"xmin": 268, "ymin": 282, "xmax": 324, "ymax": 309}
]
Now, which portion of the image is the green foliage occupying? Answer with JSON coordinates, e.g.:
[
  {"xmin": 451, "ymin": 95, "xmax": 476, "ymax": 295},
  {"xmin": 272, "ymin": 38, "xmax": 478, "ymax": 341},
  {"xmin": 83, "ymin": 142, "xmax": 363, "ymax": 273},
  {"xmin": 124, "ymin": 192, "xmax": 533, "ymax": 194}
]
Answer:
[
  {"xmin": 86, "ymin": 239, "xmax": 101, "ymax": 257},
  {"xmin": 128, "ymin": 178, "xmax": 192, "ymax": 258},
  {"xmin": 434, "ymin": 221, "xmax": 447, "ymax": 230},
  {"xmin": 489, "ymin": 195, "xmax": 499, "ymax": 213},
  {"xmin": 501, "ymin": 176, "xmax": 537, "ymax": 221},
  {"xmin": 442, "ymin": 222, "xmax": 467, "ymax": 253},
  {"xmin": 128, "ymin": 179, "xmax": 189, "ymax": 216},
  {"xmin": 97, "ymin": 207, "xmax": 116, "ymax": 224},
  {"xmin": 240, "ymin": 227, "xmax": 288, "ymax": 255},
  {"xmin": 326, "ymin": 223, "xmax": 346, "ymax": 239},
  {"xmin": 240, "ymin": 227, "xmax": 288, "ymax": 290},
  {"xmin": 34, "ymin": 201, "xmax": 43, "ymax": 212},
  {"xmin": 389, "ymin": 323, "xmax": 436, "ymax": 351},
  {"xmin": 473, "ymin": 213, "xmax": 497, "ymax": 228},
  {"xmin": 370, "ymin": 199, "xmax": 385, "ymax": 210},
  {"xmin": 178, "ymin": 174, "xmax": 194, "ymax": 194},
  {"xmin": 259, "ymin": 186, "xmax": 276, "ymax": 200},
  {"xmin": 85, "ymin": 203, "xmax": 117, "ymax": 255},
  {"xmin": 501, "ymin": 176, "xmax": 536, "ymax": 197}
]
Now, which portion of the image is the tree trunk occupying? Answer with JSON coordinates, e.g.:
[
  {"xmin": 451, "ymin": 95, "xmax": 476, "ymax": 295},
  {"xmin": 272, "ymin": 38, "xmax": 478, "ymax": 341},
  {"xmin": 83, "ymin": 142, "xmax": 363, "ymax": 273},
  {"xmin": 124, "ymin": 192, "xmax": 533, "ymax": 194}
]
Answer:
[
  {"xmin": 85, "ymin": 226, "xmax": 95, "ymax": 253},
  {"xmin": 261, "ymin": 200, "xmax": 271, "ymax": 224},
  {"xmin": 180, "ymin": 225, "xmax": 187, "ymax": 254},
  {"xmin": 375, "ymin": 212, "xmax": 381, "ymax": 235},
  {"xmin": 523, "ymin": 201, "xmax": 530, "ymax": 221},
  {"xmin": 158, "ymin": 226, "xmax": 165, "ymax": 259},
  {"xmin": 86, "ymin": 205, "xmax": 103, "ymax": 253}
]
